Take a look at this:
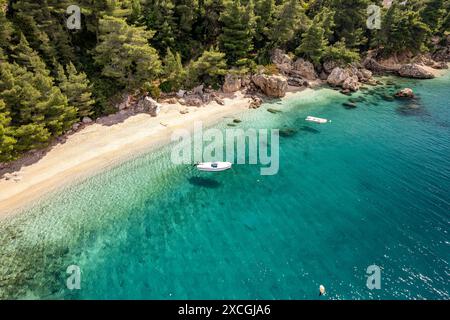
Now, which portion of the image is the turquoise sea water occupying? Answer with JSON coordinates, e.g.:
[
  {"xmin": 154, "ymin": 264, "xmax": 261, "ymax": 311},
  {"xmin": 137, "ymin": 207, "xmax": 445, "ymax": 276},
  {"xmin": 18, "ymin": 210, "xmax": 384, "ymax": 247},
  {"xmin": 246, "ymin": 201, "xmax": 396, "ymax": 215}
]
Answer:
[{"xmin": 1, "ymin": 73, "xmax": 449, "ymax": 300}]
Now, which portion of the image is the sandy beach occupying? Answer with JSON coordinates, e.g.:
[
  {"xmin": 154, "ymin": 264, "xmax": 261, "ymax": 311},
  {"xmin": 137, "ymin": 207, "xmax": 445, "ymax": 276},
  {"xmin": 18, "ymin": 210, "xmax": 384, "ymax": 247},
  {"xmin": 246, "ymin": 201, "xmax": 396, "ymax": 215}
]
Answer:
[
  {"xmin": 0, "ymin": 92, "xmax": 253, "ymax": 217},
  {"xmin": 0, "ymin": 66, "xmax": 446, "ymax": 217}
]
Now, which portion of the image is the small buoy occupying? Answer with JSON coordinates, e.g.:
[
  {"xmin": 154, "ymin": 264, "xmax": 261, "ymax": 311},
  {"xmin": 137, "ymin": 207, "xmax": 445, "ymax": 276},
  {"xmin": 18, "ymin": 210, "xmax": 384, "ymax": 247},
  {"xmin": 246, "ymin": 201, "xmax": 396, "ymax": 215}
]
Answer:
[{"xmin": 319, "ymin": 285, "xmax": 326, "ymax": 296}]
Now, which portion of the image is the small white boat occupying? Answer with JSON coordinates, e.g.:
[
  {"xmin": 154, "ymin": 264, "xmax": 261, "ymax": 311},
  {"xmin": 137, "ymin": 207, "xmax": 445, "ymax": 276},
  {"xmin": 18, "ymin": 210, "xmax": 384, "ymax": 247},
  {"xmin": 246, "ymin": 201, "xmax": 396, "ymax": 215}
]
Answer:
[
  {"xmin": 196, "ymin": 162, "xmax": 232, "ymax": 172},
  {"xmin": 306, "ymin": 116, "xmax": 329, "ymax": 124}
]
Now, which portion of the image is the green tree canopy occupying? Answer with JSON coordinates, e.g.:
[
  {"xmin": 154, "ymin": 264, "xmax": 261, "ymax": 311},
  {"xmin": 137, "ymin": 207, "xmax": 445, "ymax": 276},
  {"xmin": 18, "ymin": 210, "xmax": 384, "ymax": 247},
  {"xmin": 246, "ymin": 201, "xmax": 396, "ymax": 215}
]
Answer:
[
  {"xmin": 186, "ymin": 47, "xmax": 227, "ymax": 88},
  {"xmin": 94, "ymin": 16, "xmax": 162, "ymax": 88},
  {"xmin": 219, "ymin": 0, "xmax": 256, "ymax": 65}
]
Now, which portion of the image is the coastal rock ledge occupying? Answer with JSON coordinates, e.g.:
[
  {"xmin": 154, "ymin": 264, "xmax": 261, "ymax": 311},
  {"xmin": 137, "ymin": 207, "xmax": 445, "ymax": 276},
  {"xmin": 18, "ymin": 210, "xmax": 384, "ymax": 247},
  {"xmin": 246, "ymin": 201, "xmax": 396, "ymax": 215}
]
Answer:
[
  {"xmin": 252, "ymin": 74, "xmax": 288, "ymax": 98},
  {"xmin": 398, "ymin": 64, "xmax": 435, "ymax": 79}
]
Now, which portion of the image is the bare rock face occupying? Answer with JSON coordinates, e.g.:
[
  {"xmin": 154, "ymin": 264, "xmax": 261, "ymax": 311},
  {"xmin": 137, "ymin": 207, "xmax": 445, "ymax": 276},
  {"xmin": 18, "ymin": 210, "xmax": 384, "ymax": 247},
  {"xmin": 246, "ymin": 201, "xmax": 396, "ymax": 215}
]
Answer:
[
  {"xmin": 288, "ymin": 77, "xmax": 307, "ymax": 87},
  {"xmin": 342, "ymin": 75, "xmax": 360, "ymax": 92},
  {"xmin": 72, "ymin": 123, "xmax": 81, "ymax": 131},
  {"xmin": 398, "ymin": 64, "xmax": 435, "ymax": 79},
  {"xmin": 222, "ymin": 74, "xmax": 242, "ymax": 93},
  {"xmin": 318, "ymin": 70, "xmax": 327, "ymax": 80},
  {"xmin": 292, "ymin": 58, "xmax": 317, "ymax": 80},
  {"xmin": 433, "ymin": 61, "xmax": 448, "ymax": 69},
  {"xmin": 327, "ymin": 67, "xmax": 351, "ymax": 87},
  {"xmin": 432, "ymin": 47, "xmax": 450, "ymax": 62},
  {"xmin": 176, "ymin": 90, "xmax": 186, "ymax": 98},
  {"xmin": 249, "ymin": 95, "xmax": 263, "ymax": 109},
  {"xmin": 323, "ymin": 60, "xmax": 339, "ymax": 74},
  {"xmin": 395, "ymin": 88, "xmax": 414, "ymax": 99},
  {"xmin": 363, "ymin": 57, "xmax": 397, "ymax": 74},
  {"xmin": 117, "ymin": 94, "xmax": 134, "ymax": 110},
  {"xmin": 183, "ymin": 95, "xmax": 203, "ymax": 107},
  {"xmin": 360, "ymin": 68, "xmax": 373, "ymax": 81},
  {"xmin": 192, "ymin": 84, "xmax": 204, "ymax": 96},
  {"xmin": 252, "ymin": 74, "xmax": 288, "ymax": 98},
  {"xmin": 82, "ymin": 116, "xmax": 93, "ymax": 124},
  {"xmin": 137, "ymin": 96, "xmax": 161, "ymax": 116},
  {"xmin": 161, "ymin": 97, "xmax": 178, "ymax": 104},
  {"xmin": 271, "ymin": 49, "xmax": 293, "ymax": 75}
]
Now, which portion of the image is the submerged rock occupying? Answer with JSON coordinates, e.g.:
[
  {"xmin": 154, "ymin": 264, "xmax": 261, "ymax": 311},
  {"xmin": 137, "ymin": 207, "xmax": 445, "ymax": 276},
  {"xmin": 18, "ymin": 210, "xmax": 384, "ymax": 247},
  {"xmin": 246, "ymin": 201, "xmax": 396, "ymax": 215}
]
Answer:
[
  {"xmin": 249, "ymin": 95, "xmax": 263, "ymax": 109},
  {"xmin": 395, "ymin": 88, "xmax": 415, "ymax": 99},
  {"xmin": 340, "ymin": 89, "xmax": 352, "ymax": 96},
  {"xmin": 267, "ymin": 108, "xmax": 282, "ymax": 114},
  {"xmin": 299, "ymin": 125, "xmax": 320, "ymax": 134},
  {"xmin": 343, "ymin": 102, "xmax": 357, "ymax": 109},
  {"xmin": 381, "ymin": 94, "xmax": 395, "ymax": 102},
  {"xmin": 279, "ymin": 128, "xmax": 297, "ymax": 137}
]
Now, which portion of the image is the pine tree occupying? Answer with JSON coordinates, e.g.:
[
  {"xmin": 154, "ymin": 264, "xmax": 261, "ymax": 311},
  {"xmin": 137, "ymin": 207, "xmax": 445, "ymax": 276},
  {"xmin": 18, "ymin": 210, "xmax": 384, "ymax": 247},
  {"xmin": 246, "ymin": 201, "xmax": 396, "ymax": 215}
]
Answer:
[
  {"xmin": 143, "ymin": 0, "xmax": 177, "ymax": 52},
  {"xmin": 316, "ymin": 7, "xmax": 335, "ymax": 42},
  {"xmin": 200, "ymin": 0, "xmax": 225, "ymax": 46},
  {"xmin": 295, "ymin": 17, "xmax": 328, "ymax": 66},
  {"xmin": 420, "ymin": 0, "xmax": 445, "ymax": 34},
  {"xmin": 1, "ymin": 40, "xmax": 77, "ymax": 150},
  {"xmin": 186, "ymin": 47, "xmax": 227, "ymax": 88},
  {"xmin": 11, "ymin": 33, "xmax": 48, "ymax": 74},
  {"xmin": 0, "ymin": 99, "xmax": 17, "ymax": 162},
  {"xmin": 12, "ymin": 0, "xmax": 75, "ymax": 66},
  {"xmin": 377, "ymin": 3, "xmax": 431, "ymax": 55},
  {"xmin": 329, "ymin": 0, "xmax": 370, "ymax": 48},
  {"xmin": 174, "ymin": 0, "xmax": 198, "ymax": 34},
  {"xmin": 0, "ymin": 0, "xmax": 13, "ymax": 50},
  {"xmin": 161, "ymin": 48, "xmax": 185, "ymax": 92},
  {"xmin": 173, "ymin": 0, "xmax": 201, "ymax": 59},
  {"xmin": 94, "ymin": 16, "xmax": 162, "ymax": 88},
  {"xmin": 57, "ymin": 62, "xmax": 96, "ymax": 118},
  {"xmin": 324, "ymin": 39, "xmax": 360, "ymax": 64},
  {"xmin": 441, "ymin": 0, "xmax": 450, "ymax": 34},
  {"xmin": 254, "ymin": 0, "xmax": 275, "ymax": 49},
  {"xmin": 219, "ymin": 0, "xmax": 256, "ymax": 65},
  {"xmin": 268, "ymin": 0, "xmax": 309, "ymax": 48}
]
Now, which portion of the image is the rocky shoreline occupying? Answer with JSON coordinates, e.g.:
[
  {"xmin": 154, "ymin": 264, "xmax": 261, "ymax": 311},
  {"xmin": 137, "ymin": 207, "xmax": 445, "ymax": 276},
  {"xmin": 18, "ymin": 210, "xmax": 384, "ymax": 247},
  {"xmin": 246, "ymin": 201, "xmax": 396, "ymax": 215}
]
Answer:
[
  {"xmin": 1, "ymin": 36, "xmax": 449, "ymax": 175},
  {"xmin": 38, "ymin": 36, "xmax": 450, "ymax": 137}
]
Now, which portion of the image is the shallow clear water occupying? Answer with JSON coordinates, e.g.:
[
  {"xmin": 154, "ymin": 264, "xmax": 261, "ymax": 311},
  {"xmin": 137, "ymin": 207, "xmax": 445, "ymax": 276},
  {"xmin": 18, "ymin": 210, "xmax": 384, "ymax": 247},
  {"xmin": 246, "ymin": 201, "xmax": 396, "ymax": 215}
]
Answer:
[{"xmin": 1, "ymin": 73, "xmax": 449, "ymax": 300}]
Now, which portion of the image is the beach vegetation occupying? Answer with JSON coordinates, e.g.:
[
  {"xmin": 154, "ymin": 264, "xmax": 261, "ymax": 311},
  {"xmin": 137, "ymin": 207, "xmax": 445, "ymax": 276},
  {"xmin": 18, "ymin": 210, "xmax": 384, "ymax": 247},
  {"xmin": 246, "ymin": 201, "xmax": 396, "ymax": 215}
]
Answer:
[{"xmin": 0, "ymin": 0, "xmax": 448, "ymax": 162}]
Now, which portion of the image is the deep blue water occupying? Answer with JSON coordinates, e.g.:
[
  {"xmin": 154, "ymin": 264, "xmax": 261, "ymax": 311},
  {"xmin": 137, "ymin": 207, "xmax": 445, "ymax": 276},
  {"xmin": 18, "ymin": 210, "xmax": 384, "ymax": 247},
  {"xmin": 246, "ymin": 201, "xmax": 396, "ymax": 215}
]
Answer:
[{"xmin": 0, "ymin": 73, "xmax": 449, "ymax": 299}]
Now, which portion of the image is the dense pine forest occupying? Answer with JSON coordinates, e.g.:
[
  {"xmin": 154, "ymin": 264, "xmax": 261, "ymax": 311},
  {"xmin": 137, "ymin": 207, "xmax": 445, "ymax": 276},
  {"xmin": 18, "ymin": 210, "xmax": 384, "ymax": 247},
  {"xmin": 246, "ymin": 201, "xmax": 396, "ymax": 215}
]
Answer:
[{"xmin": 0, "ymin": 0, "xmax": 449, "ymax": 162}]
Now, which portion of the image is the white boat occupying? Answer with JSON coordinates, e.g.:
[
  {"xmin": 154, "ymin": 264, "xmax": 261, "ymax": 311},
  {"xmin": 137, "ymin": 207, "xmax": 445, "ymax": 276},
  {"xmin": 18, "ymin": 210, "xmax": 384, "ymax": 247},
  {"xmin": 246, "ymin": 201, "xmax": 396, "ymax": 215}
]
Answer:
[
  {"xmin": 196, "ymin": 162, "xmax": 232, "ymax": 172},
  {"xmin": 305, "ymin": 116, "xmax": 329, "ymax": 124}
]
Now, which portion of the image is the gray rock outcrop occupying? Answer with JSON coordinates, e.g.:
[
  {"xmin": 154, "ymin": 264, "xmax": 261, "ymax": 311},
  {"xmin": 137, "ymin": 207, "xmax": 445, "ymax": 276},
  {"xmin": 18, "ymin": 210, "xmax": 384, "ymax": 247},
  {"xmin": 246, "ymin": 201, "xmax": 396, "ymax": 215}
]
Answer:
[
  {"xmin": 395, "ymin": 88, "xmax": 415, "ymax": 98},
  {"xmin": 252, "ymin": 74, "xmax": 288, "ymax": 98},
  {"xmin": 222, "ymin": 74, "xmax": 242, "ymax": 93},
  {"xmin": 398, "ymin": 64, "xmax": 435, "ymax": 79},
  {"xmin": 291, "ymin": 58, "xmax": 317, "ymax": 80},
  {"xmin": 137, "ymin": 96, "xmax": 161, "ymax": 116},
  {"xmin": 327, "ymin": 67, "xmax": 351, "ymax": 87}
]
